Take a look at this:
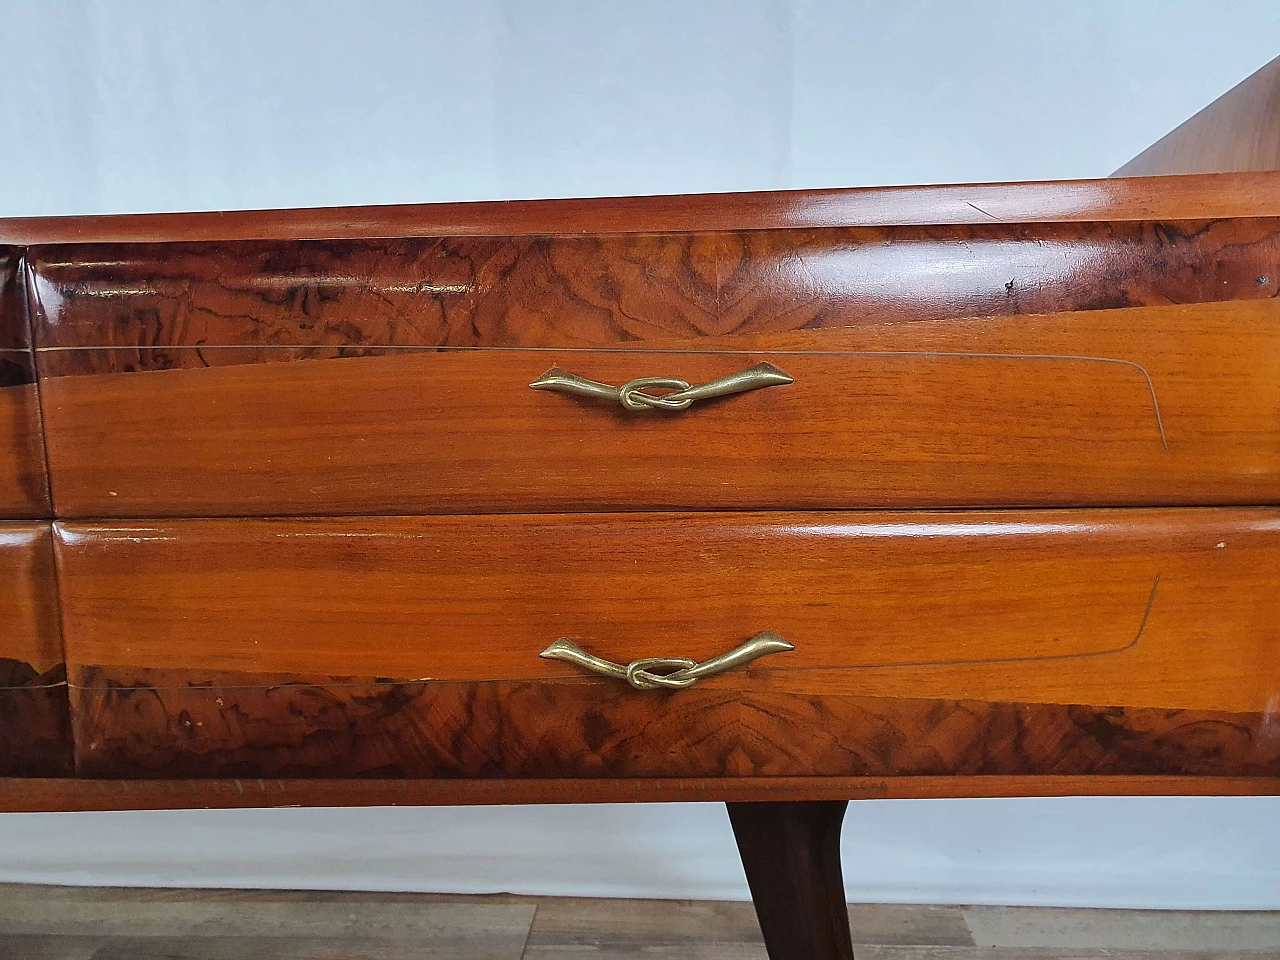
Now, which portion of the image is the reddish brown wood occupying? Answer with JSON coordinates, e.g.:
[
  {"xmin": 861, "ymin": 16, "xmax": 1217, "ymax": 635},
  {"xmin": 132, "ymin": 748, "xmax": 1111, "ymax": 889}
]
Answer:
[
  {"xmin": 2, "ymin": 775, "xmax": 1275, "ymax": 814},
  {"xmin": 0, "ymin": 251, "xmax": 50, "ymax": 517},
  {"xmin": 7, "ymin": 179, "xmax": 1280, "ymax": 815},
  {"xmin": 51, "ymin": 509, "xmax": 1280, "ymax": 712},
  {"xmin": 7, "ymin": 175, "xmax": 1280, "ymax": 245},
  {"xmin": 52, "ymin": 510, "xmax": 1280, "ymax": 781},
  {"xmin": 1117, "ymin": 56, "xmax": 1280, "ymax": 176},
  {"xmin": 0, "ymin": 662, "xmax": 70, "ymax": 778},
  {"xmin": 66, "ymin": 666, "xmax": 1280, "ymax": 781},
  {"xmin": 728, "ymin": 801, "xmax": 855, "ymax": 960},
  {"xmin": 34, "ymin": 298, "xmax": 1280, "ymax": 517},
  {"xmin": 0, "ymin": 523, "xmax": 71, "ymax": 777},
  {"xmin": 29, "ymin": 219, "xmax": 1280, "ymax": 363}
]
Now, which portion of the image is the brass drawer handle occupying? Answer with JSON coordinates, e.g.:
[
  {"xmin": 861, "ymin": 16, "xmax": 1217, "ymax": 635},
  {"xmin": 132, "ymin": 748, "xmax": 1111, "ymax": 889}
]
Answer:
[
  {"xmin": 539, "ymin": 631, "xmax": 794, "ymax": 690},
  {"xmin": 529, "ymin": 362, "xmax": 793, "ymax": 412}
]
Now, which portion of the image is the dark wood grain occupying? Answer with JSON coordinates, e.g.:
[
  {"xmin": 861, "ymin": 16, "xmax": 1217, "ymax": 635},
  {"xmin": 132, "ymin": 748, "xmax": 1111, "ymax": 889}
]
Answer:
[
  {"xmin": 29, "ymin": 219, "xmax": 1280, "ymax": 365},
  {"xmin": 7, "ymin": 174, "xmax": 1280, "ymax": 245},
  {"xmin": 66, "ymin": 666, "xmax": 1280, "ymax": 781},
  {"xmin": 51, "ymin": 509, "xmax": 1280, "ymax": 713},
  {"xmin": 728, "ymin": 801, "xmax": 855, "ymax": 960},
  {"xmin": 0, "ymin": 661, "xmax": 71, "ymax": 777},
  {"xmin": 35, "ymin": 298, "xmax": 1280, "ymax": 517},
  {"xmin": 0, "ymin": 250, "xmax": 50, "ymax": 517},
  {"xmin": 1117, "ymin": 55, "xmax": 1280, "ymax": 176},
  {"xmin": 0, "ymin": 523, "xmax": 72, "ymax": 777}
]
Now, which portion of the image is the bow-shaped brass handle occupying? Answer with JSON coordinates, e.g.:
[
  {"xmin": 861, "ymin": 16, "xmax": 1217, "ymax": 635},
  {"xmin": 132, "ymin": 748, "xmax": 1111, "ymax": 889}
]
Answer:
[
  {"xmin": 529, "ymin": 362, "xmax": 793, "ymax": 412},
  {"xmin": 539, "ymin": 632, "xmax": 794, "ymax": 690}
]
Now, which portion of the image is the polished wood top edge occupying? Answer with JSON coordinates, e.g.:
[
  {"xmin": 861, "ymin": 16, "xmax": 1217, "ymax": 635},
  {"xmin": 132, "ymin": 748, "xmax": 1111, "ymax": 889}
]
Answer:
[
  {"xmin": 51, "ymin": 507, "xmax": 1280, "ymax": 529},
  {"xmin": 1, "ymin": 775, "xmax": 1275, "ymax": 811},
  {"xmin": 7, "ymin": 173, "xmax": 1280, "ymax": 243}
]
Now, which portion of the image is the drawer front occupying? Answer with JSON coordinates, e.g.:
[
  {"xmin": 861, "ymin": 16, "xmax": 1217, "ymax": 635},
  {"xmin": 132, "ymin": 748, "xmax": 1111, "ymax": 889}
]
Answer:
[
  {"xmin": 0, "ymin": 251, "xmax": 49, "ymax": 518},
  {"xmin": 35, "ymin": 298, "xmax": 1280, "ymax": 517},
  {"xmin": 55, "ymin": 510, "xmax": 1280, "ymax": 779},
  {"xmin": 0, "ymin": 523, "xmax": 72, "ymax": 776},
  {"xmin": 30, "ymin": 228, "xmax": 1280, "ymax": 517}
]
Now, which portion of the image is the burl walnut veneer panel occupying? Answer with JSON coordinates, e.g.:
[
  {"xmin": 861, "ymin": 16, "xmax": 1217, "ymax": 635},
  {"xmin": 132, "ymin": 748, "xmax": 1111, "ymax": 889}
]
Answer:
[
  {"xmin": 29, "ymin": 220, "xmax": 1280, "ymax": 365},
  {"xmin": 0, "ymin": 250, "xmax": 50, "ymax": 517},
  {"xmin": 28, "ymin": 222, "xmax": 1280, "ymax": 517},
  {"xmin": 0, "ymin": 523, "xmax": 71, "ymax": 777},
  {"xmin": 54, "ymin": 510, "xmax": 1280, "ymax": 780}
]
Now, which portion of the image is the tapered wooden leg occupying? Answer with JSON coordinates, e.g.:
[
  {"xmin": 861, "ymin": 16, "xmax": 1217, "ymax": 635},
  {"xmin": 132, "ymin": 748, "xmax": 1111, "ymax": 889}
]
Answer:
[{"xmin": 727, "ymin": 800, "xmax": 855, "ymax": 960}]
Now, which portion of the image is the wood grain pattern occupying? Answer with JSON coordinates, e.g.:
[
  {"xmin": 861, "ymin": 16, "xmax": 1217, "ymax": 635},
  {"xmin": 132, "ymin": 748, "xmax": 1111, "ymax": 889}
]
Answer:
[
  {"xmin": 66, "ymin": 666, "xmax": 1280, "ymax": 781},
  {"xmin": 0, "ymin": 523, "xmax": 72, "ymax": 777},
  {"xmin": 1, "ymin": 524, "xmax": 65, "ymax": 677},
  {"xmin": 3, "ymin": 774, "xmax": 1276, "ymax": 813},
  {"xmin": 29, "ymin": 219, "xmax": 1280, "ymax": 363},
  {"xmin": 1117, "ymin": 56, "xmax": 1280, "ymax": 177},
  {"xmin": 0, "ymin": 250, "xmax": 50, "ymax": 517},
  {"xmin": 53, "ymin": 507, "xmax": 1280, "ymax": 785},
  {"xmin": 52, "ymin": 510, "xmax": 1280, "ymax": 713},
  {"xmin": 7, "ymin": 174, "xmax": 1280, "ymax": 244},
  {"xmin": 35, "ymin": 297, "xmax": 1280, "ymax": 516}
]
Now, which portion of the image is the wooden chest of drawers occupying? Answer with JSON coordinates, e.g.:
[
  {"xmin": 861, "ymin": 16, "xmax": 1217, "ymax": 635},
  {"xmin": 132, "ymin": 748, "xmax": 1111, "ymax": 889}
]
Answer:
[{"xmin": 3, "ymin": 174, "xmax": 1279, "ymax": 959}]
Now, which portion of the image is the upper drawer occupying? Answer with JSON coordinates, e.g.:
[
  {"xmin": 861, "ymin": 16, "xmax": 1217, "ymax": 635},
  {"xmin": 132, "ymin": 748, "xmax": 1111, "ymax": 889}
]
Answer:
[
  {"xmin": 0, "ymin": 251, "xmax": 50, "ymax": 518},
  {"xmin": 30, "ymin": 228, "xmax": 1280, "ymax": 516}
]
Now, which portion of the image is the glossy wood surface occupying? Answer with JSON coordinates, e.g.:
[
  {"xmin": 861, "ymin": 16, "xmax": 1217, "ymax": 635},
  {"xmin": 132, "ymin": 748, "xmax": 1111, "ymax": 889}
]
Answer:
[
  {"xmin": 52, "ymin": 509, "xmax": 1280, "ymax": 710},
  {"xmin": 3, "ymin": 775, "xmax": 1277, "ymax": 813},
  {"xmin": 66, "ymin": 667, "xmax": 1280, "ymax": 781},
  {"xmin": 0, "ymin": 523, "xmax": 71, "ymax": 777},
  {"xmin": 1117, "ymin": 56, "xmax": 1280, "ymax": 177},
  {"xmin": 36, "ymin": 298, "xmax": 1280, "ymax": 516},
  {"xmin": 53, "ymin": 510, "xmax": 1280, "ymax": 781},
  {"xmin": 7, "ymin": 174, "xmax": 1280, "ymax": 244},
  {"xmin": 30, "ymin": 219, "xmax": 1280, "ymax": 361},
  {"xmin": 8, "ymin": 176, "xmax": 1280, "ymax": 806},
  {"xmin": 0, "ymin": 250, "xmax": 50, "ymax": 517},
  {"xmin": 729, "ymin": 801, "xmax": 854, "ymax": 960}
]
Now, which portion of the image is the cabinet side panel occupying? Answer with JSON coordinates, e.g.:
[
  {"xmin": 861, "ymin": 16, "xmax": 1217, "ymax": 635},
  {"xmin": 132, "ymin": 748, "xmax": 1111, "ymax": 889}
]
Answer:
[{"xmin": 0, "ymin": 250, "xmax": 51, "ymax": 517}]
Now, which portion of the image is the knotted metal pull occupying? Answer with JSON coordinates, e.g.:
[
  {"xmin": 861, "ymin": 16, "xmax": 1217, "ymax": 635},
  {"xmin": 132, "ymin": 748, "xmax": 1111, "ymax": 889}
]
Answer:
[
  {"xmin": 539, "ymin": 632, "xmax": 794, "ymax": 690},
  {"xmin": 529, "ymin": 362, "xmax": 793, "ymax": 412}
]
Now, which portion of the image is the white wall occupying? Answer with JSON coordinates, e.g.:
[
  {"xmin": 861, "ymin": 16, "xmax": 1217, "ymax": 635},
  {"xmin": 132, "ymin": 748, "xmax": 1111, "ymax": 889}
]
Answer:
[{"xmin": 1, "ymin": 0, "xmax": 1278, "ymax": 907}]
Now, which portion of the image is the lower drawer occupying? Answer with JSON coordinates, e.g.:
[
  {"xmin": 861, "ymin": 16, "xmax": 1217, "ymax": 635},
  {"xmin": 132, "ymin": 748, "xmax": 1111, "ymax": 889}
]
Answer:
[
  {"xmin": 0, "ymin": 523, "xmax": 72, "ymax": 776},
  {"xmin": 53, "ymin": 510, "xmax": 1280, "ymax": 780}
]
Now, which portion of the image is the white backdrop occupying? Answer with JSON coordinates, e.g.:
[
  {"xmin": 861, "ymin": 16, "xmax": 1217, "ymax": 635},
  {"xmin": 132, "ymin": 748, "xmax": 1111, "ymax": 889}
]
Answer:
[{"xmin": 2, "ymin": 0, "xmax": 1279, "ymax": 907}]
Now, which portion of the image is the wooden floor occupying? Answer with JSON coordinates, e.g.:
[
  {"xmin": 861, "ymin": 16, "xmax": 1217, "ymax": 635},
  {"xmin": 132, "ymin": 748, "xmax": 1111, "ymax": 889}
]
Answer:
[{"xmin": 0, "ymin": 885, "xmax": 1277, "ymax": 959}]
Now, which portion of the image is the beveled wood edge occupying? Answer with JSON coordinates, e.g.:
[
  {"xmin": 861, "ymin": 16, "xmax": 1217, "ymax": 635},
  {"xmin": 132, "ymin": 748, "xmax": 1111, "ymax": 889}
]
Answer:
[
  {"xmin": 1, "ymin": 776, "xmax": 1275, "ymax": 811},
  {"xmin": 6, "ymin": 173, "xmax": 1280, "ymax": 244}
]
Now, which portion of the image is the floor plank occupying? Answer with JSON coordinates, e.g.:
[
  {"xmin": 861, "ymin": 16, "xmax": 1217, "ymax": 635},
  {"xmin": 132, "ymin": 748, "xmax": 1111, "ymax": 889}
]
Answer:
[
  {"xmin": 0, "ymin": 936, "xmax": 101, "ymax": 960},
  {"xmin": 87, "ymin": 936, "xmax": 518, "ymax": 960},
  {"xmin": 0, "ymin": 885, "xmax": 1276, "ymax": 959},
  {"xmin": 0, "ymin": 885, "xmax": 534, "ymax": 949},
  {"xmin": 524, "ymin": 897, "xmax": 763, "ymax": 947},
  {"xmin": 855, "ymin": 948, "xmax": 1275, "ymax": 960},
  {"xmin": 524, "ymin": 898, "xmax": 972, "ymax": 949},
  {"xmin": 964, "ymin": 906, "xmax": 1280, "ymax": 952},
  {"xmin": 522, "ymin": 947, "xmax": 768, "ymax": 960}
]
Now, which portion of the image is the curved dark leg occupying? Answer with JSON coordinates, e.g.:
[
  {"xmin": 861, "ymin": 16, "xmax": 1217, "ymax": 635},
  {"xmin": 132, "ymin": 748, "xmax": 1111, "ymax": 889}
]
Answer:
[{"xmin": 727, "ymin": 800, "xmax": 855, "ymax": 960}]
